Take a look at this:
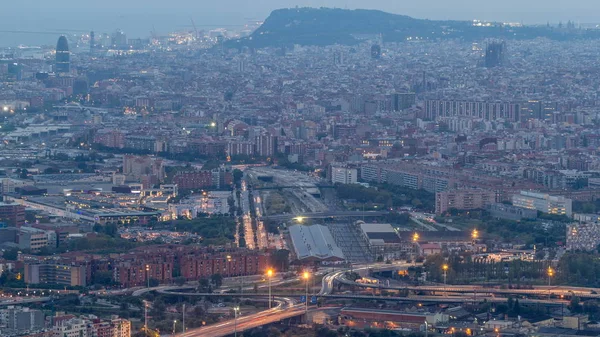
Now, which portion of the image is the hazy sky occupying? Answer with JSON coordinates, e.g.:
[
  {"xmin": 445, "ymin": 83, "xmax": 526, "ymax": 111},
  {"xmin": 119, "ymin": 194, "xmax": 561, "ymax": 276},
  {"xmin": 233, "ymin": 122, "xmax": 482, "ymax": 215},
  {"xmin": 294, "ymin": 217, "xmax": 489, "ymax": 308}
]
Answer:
[
  {"xmin": 2, "ymin": 1, "xmax": 598, "ymax": 46},
  {"xmin": 7, "ymin": 0, "xmax": 598, "ymax": 22}
]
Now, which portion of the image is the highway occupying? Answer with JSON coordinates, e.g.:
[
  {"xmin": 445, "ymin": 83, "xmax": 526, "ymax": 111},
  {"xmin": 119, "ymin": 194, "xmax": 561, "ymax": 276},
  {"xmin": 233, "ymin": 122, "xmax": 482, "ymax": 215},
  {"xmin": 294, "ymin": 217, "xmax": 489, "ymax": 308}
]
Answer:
[
  {"xmin": 0, "ymin": 296, "xmax": 51, "ymax": 306},
  {"xmin": 137, "ymin": 261, "xmax": 583, "ymax": 336},
  {"xmin": 260, "ymin": 210, "xmax": 389, "ymax": 221},
  {"xmin": 240, "ymin": 180, "xmax": 257, "ymax": 250},
  {"xmin": 181, "ymin": 304, "xmax": 306, "ymax": 337},
  {"xmin": 332, "ymin": 270, "xmax": 600, "ymax": 299}
]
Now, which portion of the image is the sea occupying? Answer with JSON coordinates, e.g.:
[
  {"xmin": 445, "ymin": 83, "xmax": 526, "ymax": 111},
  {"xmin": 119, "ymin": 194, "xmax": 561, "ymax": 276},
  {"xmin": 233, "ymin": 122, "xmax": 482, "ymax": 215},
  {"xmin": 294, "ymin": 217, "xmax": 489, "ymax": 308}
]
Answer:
[{"xmin": 0, "ymin": 12, "xmax": 251, "ymax": 49}]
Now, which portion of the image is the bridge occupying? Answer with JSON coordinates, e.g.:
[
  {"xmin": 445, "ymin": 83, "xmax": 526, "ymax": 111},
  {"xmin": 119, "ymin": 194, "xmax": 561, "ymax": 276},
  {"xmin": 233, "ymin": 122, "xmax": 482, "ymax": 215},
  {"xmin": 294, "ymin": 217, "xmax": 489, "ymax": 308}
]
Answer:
[
  {"xmin": 259, "ymin": 210, "xmax": 389, "ymax": 221},
  {"xmin": 157, "ymin": 288, "xmax": 566, "ymax": 306},
  {"xmin": 251, "ymin": 184, "xmax": 335, "ymax": 191}
]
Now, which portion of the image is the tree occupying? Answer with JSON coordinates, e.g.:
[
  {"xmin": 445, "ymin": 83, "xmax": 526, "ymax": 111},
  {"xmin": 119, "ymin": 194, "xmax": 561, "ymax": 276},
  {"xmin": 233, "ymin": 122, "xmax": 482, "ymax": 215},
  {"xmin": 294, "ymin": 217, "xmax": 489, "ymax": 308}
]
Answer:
[
  {"xmin": 513, "ymin": 299, "xmax": 521, "ymax": 315},
  {"xmin": 198, "ymin": 278, "xmax": 211, "ymax": 292},
  {"xmin": 233, "ymin": 169, "xmax": 243, "ymax": 187},
  {"xmin": 210, "ymin": 274, "xmax": 223, "ymax": 288},
  {"xmin": 174, "ymin": 276, "xmax": 186, "ymax": 286},
  {"xmin": 148, "ymin": 278, "xmax": 160, "ymax": 287},
  {"xmin": 2, "ymin": 248, "xmax": 18, "ymax": 261},
  {"xmin": 103, "ymin": 223, "xmax": 118, "ymax": 237},
  {"xmin": 93, "ymin": 271, "xmax": 114, "ymax": 286},
  {"xmin": 270, "ymin": 249, "xmax": 290, "ymax": 272}
]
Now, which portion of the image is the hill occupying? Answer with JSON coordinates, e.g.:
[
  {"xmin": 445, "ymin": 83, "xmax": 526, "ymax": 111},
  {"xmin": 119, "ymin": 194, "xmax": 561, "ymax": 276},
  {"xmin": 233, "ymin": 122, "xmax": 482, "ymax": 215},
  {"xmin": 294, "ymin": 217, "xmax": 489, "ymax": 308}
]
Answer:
[{"xmin": 229, "ymin": 7, "xmax": 600, "ymax": 48}]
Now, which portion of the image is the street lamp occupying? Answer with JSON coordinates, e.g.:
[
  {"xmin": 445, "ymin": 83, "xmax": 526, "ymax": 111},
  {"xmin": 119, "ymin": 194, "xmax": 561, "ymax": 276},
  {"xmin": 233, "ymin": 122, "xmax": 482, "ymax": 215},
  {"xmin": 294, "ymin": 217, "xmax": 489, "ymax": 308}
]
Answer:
[
  {"xmin": 303, "ymin": 271, "xmax": 310, "ymax": 314},
  {"xmin": 144, "ymin": 301, "xmax": 149, "ymax": 333},
  {"xmin": 412, "ymin": 233, "xmax": 419, "ymax": 265},
  {"xmin": 472, "ymin": 229, "xmax": 478, "ymax": 242},
  {"xmin": 442, "ymin": 264, "xmax": 449, "ymax": 287},
  {"xmin": 145, "ymin": 264, "xmax": 150, "ymax": 289},
  {"xmin": 548, "ymin": 266, "xmax": 554, "ymax": 286},
  {"xmin": 267, "ymin": 269, "xmax": 274, "ymax": 309},
  {"xmin": 172, "ymin": 320, "xmax": 177, "ymax": 336},
  {"xmin": 233, "ymin": 306, "xmax": 240, "ymax": 337}
]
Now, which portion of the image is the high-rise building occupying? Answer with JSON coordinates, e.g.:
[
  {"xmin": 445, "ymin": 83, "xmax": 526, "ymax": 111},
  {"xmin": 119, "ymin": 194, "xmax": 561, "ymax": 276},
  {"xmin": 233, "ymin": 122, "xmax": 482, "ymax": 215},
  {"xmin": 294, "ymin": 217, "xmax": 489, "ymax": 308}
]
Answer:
[
  {"xmin": 330, "ymin": 166, "xmax": 358, "ymax": 185},
  {"xmin": 24, "ymin": 262, "xmax": 87, "ymax": 286},
  {"xmin": 111, "ymin": 29, "xmax": 127, "ymax": 49},
  {"xmin": 392, "ymin": 93, "xmax": 416, "ymax": 111},
  {"xmin": 371, "ymin": 44, "xmax": 381, "ymax": 59},
  {"xmin": 55, "ymin": 36, "xmax": 70, "ymax": 73},
  {"xmin": 1, "ymin": 307, "xmax": 45, "ymax": 333},
  {"xmin": 435, "ymin": 189, "xmax": 498, "ymax": 215},
  {"xmin": 90, "ymin": 31, "xmax": 95, "ymax": 54},
  {"xmin": 333, "ymin": 50, "xmax": 344, "ymax": 65},
  {"xmin": 255, "ymin": 134, "xmax": 277, "ymax": 157},
  {"xmin": 0, "ymin": 202, "xmax": 25, "ymax": 227},
  {"xmin": 485, "ymin": 41, "xmax": 505, "ymax": 68}
]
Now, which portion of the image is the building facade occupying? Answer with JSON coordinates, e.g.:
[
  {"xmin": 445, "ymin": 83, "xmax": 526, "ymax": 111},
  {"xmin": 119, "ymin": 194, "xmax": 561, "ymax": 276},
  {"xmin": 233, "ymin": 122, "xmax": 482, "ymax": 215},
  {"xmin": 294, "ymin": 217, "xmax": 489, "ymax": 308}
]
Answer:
[
  {"xmin": 512, "ymin": 191, "xmax": 572, "ymax": 217},
  {"xmin": 435, "ymin": 189, "xmax": 498, "ymax": 215}
]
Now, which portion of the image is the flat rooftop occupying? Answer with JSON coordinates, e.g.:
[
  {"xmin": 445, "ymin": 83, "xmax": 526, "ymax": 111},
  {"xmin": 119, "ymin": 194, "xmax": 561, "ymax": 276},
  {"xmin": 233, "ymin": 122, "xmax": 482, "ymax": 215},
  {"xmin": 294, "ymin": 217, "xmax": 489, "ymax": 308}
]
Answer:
[{"xmin": 289, "ymin": 224, "xmax": 345, "ymax": 261}]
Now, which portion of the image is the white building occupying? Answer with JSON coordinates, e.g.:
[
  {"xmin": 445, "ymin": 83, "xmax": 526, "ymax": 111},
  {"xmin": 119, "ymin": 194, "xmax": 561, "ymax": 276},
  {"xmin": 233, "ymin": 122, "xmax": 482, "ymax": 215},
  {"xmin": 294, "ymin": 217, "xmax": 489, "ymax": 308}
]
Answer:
[
  {"xmin": 54, "ymin": 318, "xmax": 90, "ymax": 337},
  {"xmin": 331, "ymin": 166, "xmax": 357, "ymax": 185},
  {"xmin": 512, "ymin": 191, "xmax": 572, "ymax": 217}
]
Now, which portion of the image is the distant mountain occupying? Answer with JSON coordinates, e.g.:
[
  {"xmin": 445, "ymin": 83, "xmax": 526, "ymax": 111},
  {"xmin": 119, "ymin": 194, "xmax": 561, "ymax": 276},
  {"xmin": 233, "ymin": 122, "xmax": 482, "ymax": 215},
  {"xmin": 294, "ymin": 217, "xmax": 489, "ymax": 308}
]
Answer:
[{"xmin": 229, "ymin": 7, "xmax": 600, "ymax": 48}]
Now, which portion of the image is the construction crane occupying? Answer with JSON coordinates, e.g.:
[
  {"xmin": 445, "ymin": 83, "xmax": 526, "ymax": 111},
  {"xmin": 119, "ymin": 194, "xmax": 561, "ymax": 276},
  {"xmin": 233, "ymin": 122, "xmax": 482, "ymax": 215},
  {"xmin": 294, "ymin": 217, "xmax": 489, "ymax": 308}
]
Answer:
[{"xmin": 190, "ymin": 18, "xmax": 199, "ymax": 40}]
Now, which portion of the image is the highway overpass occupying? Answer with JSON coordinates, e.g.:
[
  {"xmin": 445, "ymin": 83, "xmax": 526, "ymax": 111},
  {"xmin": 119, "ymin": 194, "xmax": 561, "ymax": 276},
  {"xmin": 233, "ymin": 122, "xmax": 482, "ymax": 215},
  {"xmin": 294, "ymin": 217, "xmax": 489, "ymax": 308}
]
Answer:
[{"xmin": 259, "ymin": 210, "xmax": 389, "ymax": 221}]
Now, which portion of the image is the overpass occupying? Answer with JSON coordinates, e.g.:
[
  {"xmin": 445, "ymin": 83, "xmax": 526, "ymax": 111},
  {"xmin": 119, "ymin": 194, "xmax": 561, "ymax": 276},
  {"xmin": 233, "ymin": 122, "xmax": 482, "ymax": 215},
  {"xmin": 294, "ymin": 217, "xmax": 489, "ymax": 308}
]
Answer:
[
  {"xmin": 251, "ymin": 184, "xmax": 335, "ymax": 191},
  {"xmin": 0, "ymin": 297, "xmax": 51, "ymax": 306},
  {"xmin": 333, "ymin": 272, "xmax": 600, "ymax": 299},
  {"xmin": 259, "ymin": 210, "xmax": 389, "ymax": 221}
]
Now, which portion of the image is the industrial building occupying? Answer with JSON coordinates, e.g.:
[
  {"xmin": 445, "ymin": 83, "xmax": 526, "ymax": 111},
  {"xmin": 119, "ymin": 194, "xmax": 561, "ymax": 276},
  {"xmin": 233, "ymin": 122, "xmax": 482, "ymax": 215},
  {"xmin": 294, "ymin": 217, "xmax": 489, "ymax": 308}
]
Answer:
[
  {"xmin": 356, "ymin": 222, "xmax": 407, "ymax": 259},
  {"xmin": 288, "ymin": 224, "xmax": 345, "ymax": 262}
]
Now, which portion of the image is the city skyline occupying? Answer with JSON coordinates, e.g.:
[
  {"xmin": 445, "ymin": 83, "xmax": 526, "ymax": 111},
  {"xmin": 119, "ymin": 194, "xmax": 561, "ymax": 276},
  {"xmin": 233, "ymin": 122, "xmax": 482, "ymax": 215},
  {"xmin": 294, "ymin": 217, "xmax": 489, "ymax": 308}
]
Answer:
[{"xmin": 2, "ymin": 1, "xmax": 600, "ymax": 47}]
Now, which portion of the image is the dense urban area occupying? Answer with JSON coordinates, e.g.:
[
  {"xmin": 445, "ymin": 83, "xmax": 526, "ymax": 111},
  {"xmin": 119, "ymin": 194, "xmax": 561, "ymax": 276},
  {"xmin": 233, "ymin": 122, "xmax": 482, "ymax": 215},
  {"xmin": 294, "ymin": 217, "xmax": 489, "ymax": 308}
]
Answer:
[{"xmin": 3, "ymin": 6, "xmax": 600, "ymax": 337}]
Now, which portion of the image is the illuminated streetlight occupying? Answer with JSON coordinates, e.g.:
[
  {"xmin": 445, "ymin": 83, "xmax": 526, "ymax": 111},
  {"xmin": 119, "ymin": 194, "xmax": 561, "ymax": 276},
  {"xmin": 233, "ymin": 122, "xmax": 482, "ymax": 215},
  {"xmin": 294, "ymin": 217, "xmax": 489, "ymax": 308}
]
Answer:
[
  {"xmin": 472, "ymin": 229, "xmax": 478, "ymax": 240},
  {"xmin": 145, "ymin": 264, "xmax": 150, "ymax": 289},
  {"xmin": 303, "ymin": 271, "xmax": 310, "ymax": 313},
  {"xmin": 442, "ymin": 264, "xmax": 449, "ymax": 287},
  {"xmin": 412, "ymin": 233, "xmax": 419, "ymax": 266},
  {"xmin": 172, "ymin": 320, "xmax": 177, "ymax": 336},
  {"xmin": 233, "ymin": 306, "xmax": 240, "ymax": 337},
  {"xmin": 548, "ymin": 266, "xmax": 554, "ymax": 286},
  {"xmin": 267, "ymin": 269, "xmax": 274, "ymax": 309}
]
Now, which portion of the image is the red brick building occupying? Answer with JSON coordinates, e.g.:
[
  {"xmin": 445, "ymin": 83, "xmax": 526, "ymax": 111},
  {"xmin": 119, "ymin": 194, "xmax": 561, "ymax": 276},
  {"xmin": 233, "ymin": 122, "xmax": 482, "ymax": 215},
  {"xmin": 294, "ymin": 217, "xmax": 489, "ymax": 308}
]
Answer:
[
  {"xmin": 112, "ymin": 246, "xmax": 269, "ymax": 287},
  {"xmin": 173, "ymin": 171, "xmax": 213, "ymax": 190},
  {"xmin": 0, "ymin": 202, "xmax": 26, "ymax": 227},
  {"xmin": 180, "ymin": 250, "xmax": 268, "ymax": 279}
]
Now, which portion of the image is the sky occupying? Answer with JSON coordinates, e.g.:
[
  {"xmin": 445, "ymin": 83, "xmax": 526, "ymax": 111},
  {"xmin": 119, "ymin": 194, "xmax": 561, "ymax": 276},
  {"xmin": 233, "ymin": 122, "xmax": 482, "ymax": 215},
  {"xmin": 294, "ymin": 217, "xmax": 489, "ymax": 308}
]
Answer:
[{"xmin": 1, "ymin": 1, "xmax": 599, "ymax": 47}]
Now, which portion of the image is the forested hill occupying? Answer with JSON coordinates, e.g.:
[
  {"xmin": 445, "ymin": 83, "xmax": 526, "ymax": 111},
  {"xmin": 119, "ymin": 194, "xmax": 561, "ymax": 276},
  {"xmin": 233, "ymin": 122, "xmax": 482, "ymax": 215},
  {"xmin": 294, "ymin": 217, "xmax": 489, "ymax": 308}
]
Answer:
[{"xmin": 229, "ymin": 7, "xmax": 600, "ymax": 48}]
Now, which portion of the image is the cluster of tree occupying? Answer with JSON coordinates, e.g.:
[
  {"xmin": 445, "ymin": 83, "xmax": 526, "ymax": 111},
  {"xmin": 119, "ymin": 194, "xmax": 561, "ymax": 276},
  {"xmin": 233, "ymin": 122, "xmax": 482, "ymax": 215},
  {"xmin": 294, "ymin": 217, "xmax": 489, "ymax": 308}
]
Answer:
[
  {"xmin": 168, "ymin": 217, "xmax": 237, "ymax": 245},
  {"xmin": 473, "ymin": 216, "xmax": 566, "ymax": 247},
  {"xmin": 93, "ymin": 223, "xmax": 118, "ymax": 237},
  {"xmin": 90, "ymin": 144, "xmax": 227, "ymax": 163},
  {"xmin": 424, "ymin": 253, "xmax": 550, "ymax": 285},
  {"xmin": 273, "ymin": 153, "xmax": 313, "ymax": 172},
  {"xmin": 0, "ymin": 270, "xmax": 25, "ymax": 288},
  {"xmin": 233, "ymin": 169, "xmax": 243, "ymax": 188},
  {"xmin": 556, "ymin": 253, "xmax": 600, "ymax": 287},
  {"xmin": 573, "ymin": 198, "xmax": 600, "ymax": 214},
  {"xmin": 270, "ymin": 249, "xmax": 291, "ymax": 272},
  {"xmin": 334, "ymin": 183, "xmax": 435, "ymax": 211}
]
